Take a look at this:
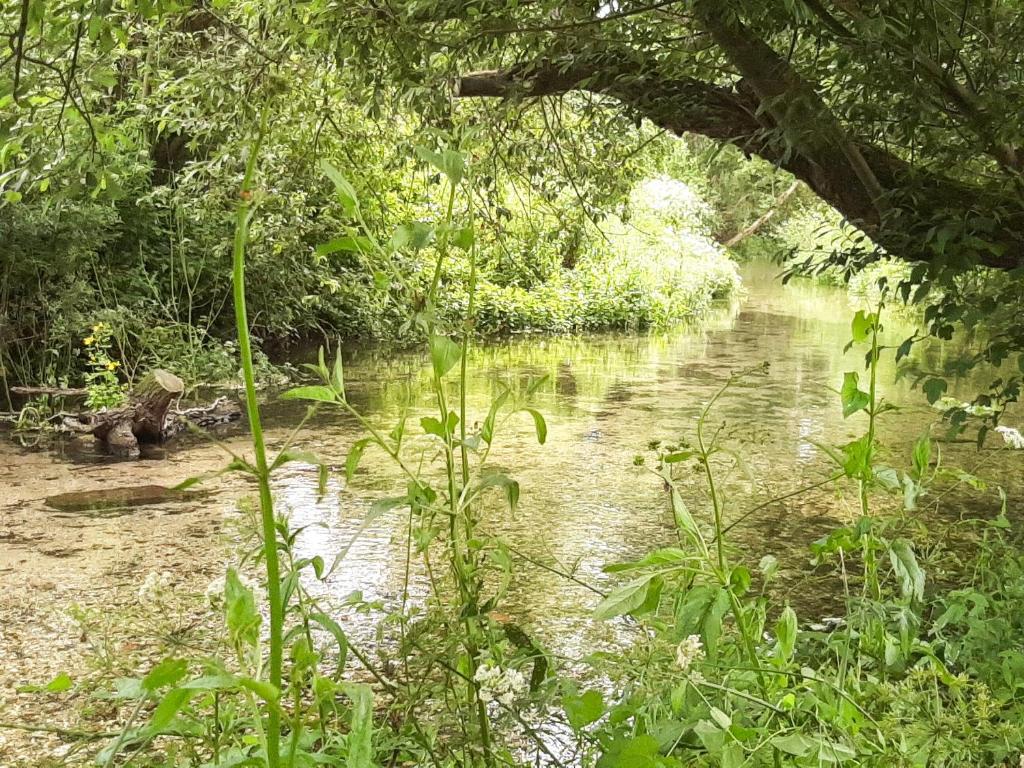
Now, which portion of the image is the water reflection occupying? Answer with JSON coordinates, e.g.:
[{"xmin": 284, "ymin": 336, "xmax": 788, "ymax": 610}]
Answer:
[
  {"xmin": 7, "ymin": 260, "xmax": 1014, "ymax": 659},
  {"xmin": 266, "ymin": 261, "xmax": 1007, "ymax": 653}
]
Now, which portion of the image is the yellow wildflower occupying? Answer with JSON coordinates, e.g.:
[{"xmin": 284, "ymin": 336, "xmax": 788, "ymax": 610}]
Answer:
[
  {"xmin": 106, "ymin": 361, "xmax": 120, "ymax": 371},
  {"xmin": 83, "ymin": 336, "xmax": 95, "ymax": 346}
]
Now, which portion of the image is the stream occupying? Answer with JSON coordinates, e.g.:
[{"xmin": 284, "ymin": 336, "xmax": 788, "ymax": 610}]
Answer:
[{"xmin": 2, "ymin": 261, "xmax": 1018, "ymax": 662}]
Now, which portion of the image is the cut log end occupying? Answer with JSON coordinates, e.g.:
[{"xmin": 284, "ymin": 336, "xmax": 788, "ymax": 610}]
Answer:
[{"xmin": 91, "ymin": 369, "xmax": 185, "ymax": 455}]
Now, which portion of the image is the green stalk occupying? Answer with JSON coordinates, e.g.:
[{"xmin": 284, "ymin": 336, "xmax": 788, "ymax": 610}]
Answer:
[{"xmin": 232, "ymin": 108, "xmax": 283, "ymax": 768}]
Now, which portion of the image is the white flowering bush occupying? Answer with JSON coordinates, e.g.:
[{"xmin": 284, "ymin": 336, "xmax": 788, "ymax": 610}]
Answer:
[
  {"xmin": 995, "ymin": 425, "xmax": 1024, "ymax": 450},
  {"xmin": 473, "ymin": 662, "xmax": 527, "ymax": 707}
]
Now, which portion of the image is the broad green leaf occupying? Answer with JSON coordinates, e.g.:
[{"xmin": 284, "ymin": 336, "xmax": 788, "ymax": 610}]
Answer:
[
  {"xmin": 142, "ymin": 658, "xmax": 188, "ymax": 692},
  {"xmin": 840, "ymin": 371, "xmax": 870, "ymax": 417},
  {"xmin": 451, "ymin": 226, "xmax": 474, "ymax": 251},
  {"xmin": 315, "ymin": 235, "xmax": 373, "ymax": 256},
  {"xmin": 225, "ymin": 569, "xmax": 260, "ymax": 648},
  {"xmin": 889, "ymin": 538, "xmax": 925, "ymax": 602},
  {"xmin": 922, "ymin": 377, "xmax": 947, "ymax": 404},
  {"xmin": 390, "ymin": 222, "xmax": 434, "ymax": 251},
  {"xmin": 429, "ymin": 335, "xmax": 462, "ymax": 378},
  {"xmin": 563, "ymin": 690, "xmax": 604, "ymax": 731},
  {"xmin": 17, "ymin": 672, "xmax": 73, "ymax": 694},
  {"xmin": 281, "ymin": 385, "xmax": 337, "ymax": 404},
  {"xmin": 593, "ymin": 575, "xmax": 661, "ymax": 620},
  {"xmin": 772, "ymin": 732, "xmax": 815, "ymax": 757},
  {"xmin": 473, "ymin": 472, "xmax": 520, "ymax": 512},
  {"xmin": 850, "ymin": 310, "xmax": 876, "ymax": 343},
  {"xmin": 149, "ymin": 687, "xmax": 194, "ymax": 731}
]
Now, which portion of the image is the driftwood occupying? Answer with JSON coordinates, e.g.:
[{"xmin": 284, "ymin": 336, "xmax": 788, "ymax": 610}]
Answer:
[
  {"xmin": 10, "ymin": 385, "xmax": 89, "ymax": 397},
  {"xmin": 7, "ymin": 370, "xmax": 243, "ymax": 456},
  {"xmin": 91, "ymin": 370, "xmax": 186, "ymax": 456}
]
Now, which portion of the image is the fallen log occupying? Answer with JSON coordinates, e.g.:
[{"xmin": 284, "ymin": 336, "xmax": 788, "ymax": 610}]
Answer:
[
  {"xmin": 6, "ymin": 370, "xmax": 243, "ymax": 455},
  {"xmin": 10, "ymin": 385, "xmax": 89, "ymax": 397},
  {"xmin": 91, "ymin": 370, "xmax": 185, "ymax": 456}
]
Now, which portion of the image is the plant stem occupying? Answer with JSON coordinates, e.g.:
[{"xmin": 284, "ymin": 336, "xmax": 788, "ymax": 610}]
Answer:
[{"xmin": 232, "ymin": 107, "xmax": 282, "ymax": 768}]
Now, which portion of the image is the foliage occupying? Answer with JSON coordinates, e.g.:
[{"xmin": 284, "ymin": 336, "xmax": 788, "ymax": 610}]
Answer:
[{"xmin": 81, "ymin": 322, "xmax": 127, "ymax": 410}]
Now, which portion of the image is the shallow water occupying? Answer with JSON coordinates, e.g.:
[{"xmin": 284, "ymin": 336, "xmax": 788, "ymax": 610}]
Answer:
[{"xmin": 3, "ymin": 262, "xmax": 1018, "ymax": 656}]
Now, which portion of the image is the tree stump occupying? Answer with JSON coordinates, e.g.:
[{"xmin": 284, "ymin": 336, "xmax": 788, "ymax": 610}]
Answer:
[{"xmin": 91, "ymin": 370, "xmax": 185, "ymax": 457}]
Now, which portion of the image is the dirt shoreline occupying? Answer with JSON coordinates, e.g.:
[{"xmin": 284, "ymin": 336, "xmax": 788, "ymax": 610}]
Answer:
[{"xmin": 0, "ymin": 436, "xmax": 252, "ymax": 766}]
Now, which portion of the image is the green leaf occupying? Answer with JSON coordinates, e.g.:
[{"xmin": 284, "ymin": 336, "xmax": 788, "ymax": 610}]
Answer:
[
  {"xmin": 281, "ymin": 385, "xmax": 337, "ymax": 404},
  {"xmin": 911, "ymin": 434, "xmax": 932, "ymax": 479},
  {"xmin": 320, "ymin": 160, "xmax": 359, "ymax": 217},
  {"xmin": 850, "ymin": 310, "xmax": 876, "ymax": 343},
  {"xmin": 17, "ymin": 672, "xmax": 73, "ymax": 694},
  {"xmin": 451, "ymin": 226, "xmax": 474, "ymax": 251},
  {"xmin": 149, "ymin": 687, "xmax": 194, "ymax": 731},
  {"xmin": 315, "ymin": 235, "xmax": 373, "ymax": 256},
  {"xmin": 896, "ymin": 336, "xmax": 914, "ymax": 361},
  {"xmin": 421, "ymin": 411, "xmax": 458, "ymax": 440},
  {"xmin": 840, "ymin": 371, "xmax": 870, "ymax": 417},
  {"xmin": 415, "ymin": 146, "xmax": 464, "ymax": 184},
  {"xmin": 593, "ymin": 575, "xmax": 662, "ymax": 620},
  {"xmin": 922, "ymin": 377, "xmax": 948, "ymax": 404},
  {"xmin": 142, "ymin": 658, "xmax": 188, "ymax": 692},
  {"xmin": 429, "ymin": 335, "xmax": 462, "ymax": 379},
  {"xmin": 889, "ymin": 539, "xmax": 925, "ymax": 602},
  {"xmin": 236, "ymin": 676, "xmax": 280, "ymax": 704},
  {"xmin": 342, "ymin": 683, "xmax": 375, "ymax": 768},
  {"xmin": 473, "ymin": 472, "xmax": 520, "ymax": 512},
  {"xmin": 346, "ymin": 438, "xmax": 370, "ymax": 482},
  {"xmin": 772, "ymin": 732, "xmax": 815, "ymax": 757},
  {"xmin": 775, "ymin": 606, "xmax": 797, "ymax": 660},
  {"xmin": 563, "ymin": 690, "xmax": 604, "ymax": 731},
  {"xmin": 270, "ymin": 448, "xmax": 325, "ymax": 472},
  {"xmin": 225, "ymin": 569, "xmax": 260, "ymax": 648},
  {"xmin": 521, "ymin": 408, "xmax": 547, "ymax": 445},
  {"xmin": 390, "ymin": 222, "xmax": 435, "ymax": 251},
  {"xmin": 46, "ymin": 672, "xmax": 73, "ymax": 693},
  {"xmin": 481, "ymin": 389, "xmax": 510, "ymax": 444}
]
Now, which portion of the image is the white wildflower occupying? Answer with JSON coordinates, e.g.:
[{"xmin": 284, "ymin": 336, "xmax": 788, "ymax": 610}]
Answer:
[
  {"xmin": 474, "ymin": 662, "xmax": 527, "ymax": 707},
  {"xmin": 965, "ymin": 403, "xmax": 995, "ymax": 417},
  {"xmin": 995, "ymin": 425, "xmax": 1024, "ymax": 450},
  {"xmin": 675, "ymin": 634, "xmax": 705, "ymax": 671},
  {"xmin": 204, "ymin": 575, "xmax": 227, "ymax": 606},
  {"xmin": 138, "ymin": 571, "xmax": 173, "ymax": 604},
  {"xmin": 932, "ymin": 397, "xmax": 967, "ymax": 413}
]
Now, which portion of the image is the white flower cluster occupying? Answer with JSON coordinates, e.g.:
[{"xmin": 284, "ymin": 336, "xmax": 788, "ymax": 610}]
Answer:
[
  {"xmin": 996, "ymin": 425, "xmax": 1024, "ymax": 450},
  {"xmin": 675, "ymin": 634, "xmax": 705, "ymax": 671},
  {"xmin": 473, "ymin": 663, "xmax": 527, "ymax": 707},
  {"xmin": 138, "ymin": 571, "xmax": 173, "ymax": 604},
  {"xmin": 932, "ymin": 397, "xmax": 995, "ymax": 417}
]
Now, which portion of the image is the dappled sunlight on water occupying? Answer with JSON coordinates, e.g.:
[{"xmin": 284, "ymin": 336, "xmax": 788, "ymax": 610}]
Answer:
[{"xmin": 4, "ymin": 261, "xmax": 1020, "ymax": 658}]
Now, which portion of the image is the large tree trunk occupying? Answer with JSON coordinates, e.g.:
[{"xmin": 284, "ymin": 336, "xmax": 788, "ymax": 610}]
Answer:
[{"xmin": 455, "ymin": 39, "xmax": 1024, "ymax": 272}]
